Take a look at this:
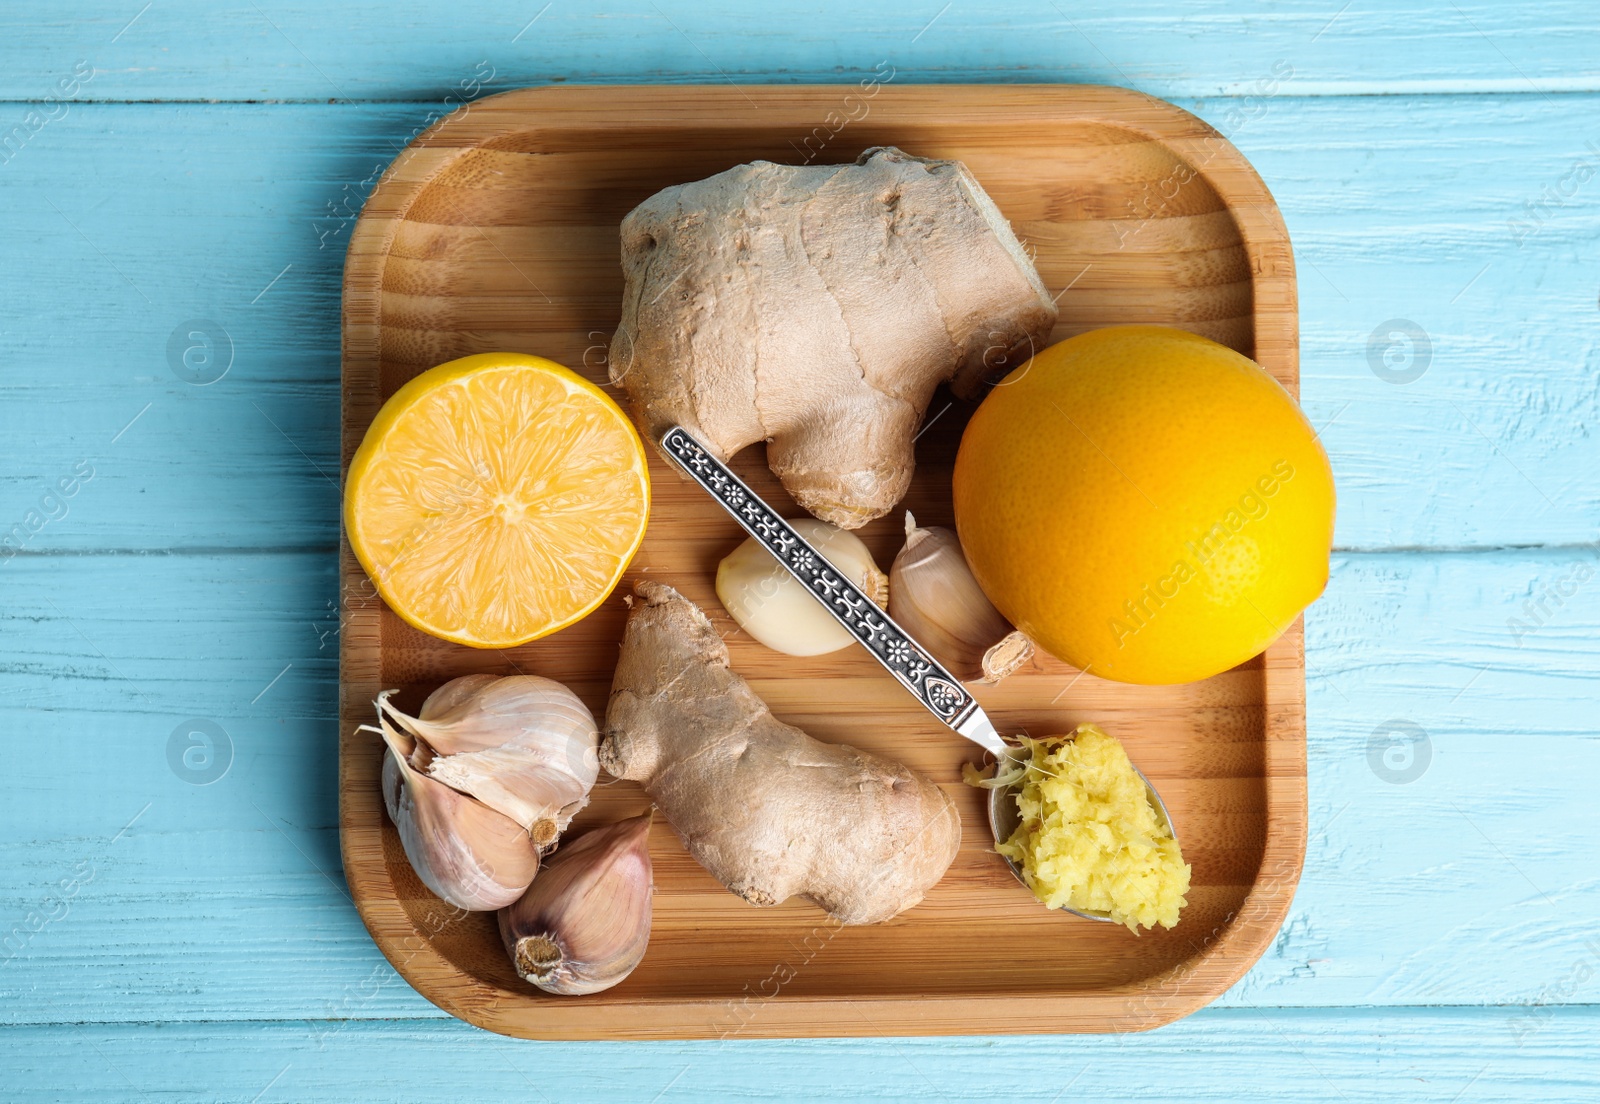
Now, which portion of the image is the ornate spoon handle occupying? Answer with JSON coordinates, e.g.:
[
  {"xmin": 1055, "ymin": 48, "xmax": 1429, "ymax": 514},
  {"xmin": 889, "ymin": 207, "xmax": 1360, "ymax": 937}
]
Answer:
[{"xmin": 659, "ymin": 426, "xmax": 1008, "ymax": 757}]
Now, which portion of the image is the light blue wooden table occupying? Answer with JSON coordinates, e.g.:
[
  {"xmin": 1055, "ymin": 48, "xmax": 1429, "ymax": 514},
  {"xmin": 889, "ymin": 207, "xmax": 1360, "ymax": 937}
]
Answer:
[{"xmin": 3, "ymin": 2, "xmax": 1596, "ymax": 1100}]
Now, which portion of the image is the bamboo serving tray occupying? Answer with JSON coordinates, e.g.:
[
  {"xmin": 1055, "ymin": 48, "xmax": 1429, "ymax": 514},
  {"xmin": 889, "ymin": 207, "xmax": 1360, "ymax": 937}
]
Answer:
[{"xmin": 339, "ymin": 84, "xmax": 1305, "ymax": 1040}]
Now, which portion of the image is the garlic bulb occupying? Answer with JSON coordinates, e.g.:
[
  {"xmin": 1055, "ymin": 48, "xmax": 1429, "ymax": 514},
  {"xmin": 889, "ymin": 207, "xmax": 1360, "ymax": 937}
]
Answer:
[
  {"xmin": 716, "ymin": 517, "xmax": 888, "ymax": 656},
  {"xmin": 888, "ymin": 513, "xmax": 1034, "ymax": 683},
  {"xmin": 380, "ymin": 740, "xmax": 540, "ymax": 911},
  {"xmin": 379, "ymin": 674, "xmax": 599, "ymax": 846},
  {"xmin": 498, "ymin": 813, "xmax": 654, "ymax": 996}
]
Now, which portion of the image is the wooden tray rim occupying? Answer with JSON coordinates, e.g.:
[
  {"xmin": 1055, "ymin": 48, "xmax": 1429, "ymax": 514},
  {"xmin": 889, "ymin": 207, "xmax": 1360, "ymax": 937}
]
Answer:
[{"xmin": 338, "ymin": 82, "xmax": 1307, "ymax": 1040}]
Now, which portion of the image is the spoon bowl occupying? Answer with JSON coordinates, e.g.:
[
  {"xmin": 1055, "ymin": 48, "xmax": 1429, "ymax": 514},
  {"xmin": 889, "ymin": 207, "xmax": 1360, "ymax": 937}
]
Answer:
[{"xmin": 985, "ymin": 757, "xmax": 1177, "ymax": 924}]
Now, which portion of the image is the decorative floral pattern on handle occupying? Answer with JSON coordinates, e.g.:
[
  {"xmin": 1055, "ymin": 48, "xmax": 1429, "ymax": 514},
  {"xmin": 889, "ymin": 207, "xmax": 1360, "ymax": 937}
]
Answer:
[{"xmin": 660, "ymin": 426, "xmax": 976, "ymax": 727}]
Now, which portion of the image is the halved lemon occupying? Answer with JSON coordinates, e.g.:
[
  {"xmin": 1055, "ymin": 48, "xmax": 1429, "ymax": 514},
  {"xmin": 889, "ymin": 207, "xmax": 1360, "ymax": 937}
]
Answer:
[{"xmin": 345, "ymin": 352, "xmax": 650, "ymax": 648}]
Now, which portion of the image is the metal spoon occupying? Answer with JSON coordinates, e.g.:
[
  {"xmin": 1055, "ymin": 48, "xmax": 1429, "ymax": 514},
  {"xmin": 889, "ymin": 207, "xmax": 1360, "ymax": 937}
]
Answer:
[{"xmin": 658, "ymin": 425, "xmax": 1177, "ymax": 920}]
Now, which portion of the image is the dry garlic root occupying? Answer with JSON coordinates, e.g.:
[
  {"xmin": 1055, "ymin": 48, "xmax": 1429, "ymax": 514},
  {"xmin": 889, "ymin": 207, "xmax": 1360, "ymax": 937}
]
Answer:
[
  {"xmin": 367, "ymin": 674, "xmax": 601, "ymax": 911},
  {"xmin": 499, "ymin": 813, "xmax": 654, "ymax": 996},
  {"xmin": 716, "ymin": 517, "xmax": 888, "ymax": 656},
  {"xmin": 602, "ymin": 582, "xmax": 961, "ymax": 925},
  {"xmin": 610, "ymin": 146, "xmax": 1057, "ymax": 530},
  {"xmin": 889, "ymin": 513, "xmax": 1034, "ymax": 683}
]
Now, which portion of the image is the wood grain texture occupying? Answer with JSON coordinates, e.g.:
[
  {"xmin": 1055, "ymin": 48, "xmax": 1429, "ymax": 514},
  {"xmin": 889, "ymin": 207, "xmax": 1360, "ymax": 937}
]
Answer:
[
  {"xmin": 336, "ymin": 83, "xmax": 1304, "ymax": 1038},
  {"xmin": 6, "ymin": 1, "xmax": 1599, "ymax": 102}
]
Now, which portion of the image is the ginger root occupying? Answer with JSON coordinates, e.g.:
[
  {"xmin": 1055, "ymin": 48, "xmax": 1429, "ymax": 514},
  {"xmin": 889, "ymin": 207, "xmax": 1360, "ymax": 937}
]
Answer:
[
  {"xmin": 601, "ymin": 582, "xmax": 961, "ymax": 925},
  {"xmin": 610, "ymin": 146, "xmax": 1057, "ymax": 529}
]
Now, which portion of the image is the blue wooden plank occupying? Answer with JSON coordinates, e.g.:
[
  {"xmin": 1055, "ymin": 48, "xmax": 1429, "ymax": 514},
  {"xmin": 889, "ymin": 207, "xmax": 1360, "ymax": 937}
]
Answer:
[
  {"xmin": 2, "ymin": 1, "xmax": 1598, "ymax": 103},
  {"xmin": 3, "ymin": 1009, "xmax": 1596, "ymax": 1102},
  {"xmin": 1, "ymin": 96, "xmax": 1597, "ymax": 553},
  {"xmin": 1237, "ymin": 547, "xmax": 1600, "ymax": 1006},
  {"xmin": 0, "ymin": 102, "xmax": 400, "ymax": 554},
  {"xmin": 2, "ymin": 4, "xmax": 1596, "ymax": 1090},
  {"xmin": 1226, "ymin": 95, "xmax": 1600, "ymax": 552},
  {"xmin": 0, "ymin": 548, "xmax": 1596, "ymax": 1023}
]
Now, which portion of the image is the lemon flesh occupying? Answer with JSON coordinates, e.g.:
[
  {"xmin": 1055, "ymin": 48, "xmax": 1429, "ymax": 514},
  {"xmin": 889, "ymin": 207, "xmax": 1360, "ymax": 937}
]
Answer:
[{"xmin": 345, "ymin": 353, "xmax": 650, "ymax": 649}]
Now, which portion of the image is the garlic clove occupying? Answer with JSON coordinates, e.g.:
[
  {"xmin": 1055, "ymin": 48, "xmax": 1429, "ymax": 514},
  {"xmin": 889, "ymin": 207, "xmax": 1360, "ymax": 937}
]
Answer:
[
  {"xmin": 419, "ymin": 672, "xmax": 501, "ymax": 719},
  {"xmin": 716, "ymin": 517, "xmax": 888, "ymax": 656},
  {"xmin": 379, "ymin": 723, "xmax": 541, "ymax": 912},
  {"xmin": 888, "ymin": 513, "xmax": 1035, "ymax": 683},
  {"xmin": 425, "ymin": 748, "xmax": 590, "ymax": 848},
  {"xmin": 407, "ymin": 675, "xmax": 593, "ymax": 757},
  {"xmin": 498, "ymin": 812, "xmax": 654, "ymax": 996},
  {"xmin": 379, "ymin": 675, "xmax": 600, "ymax": 845}
]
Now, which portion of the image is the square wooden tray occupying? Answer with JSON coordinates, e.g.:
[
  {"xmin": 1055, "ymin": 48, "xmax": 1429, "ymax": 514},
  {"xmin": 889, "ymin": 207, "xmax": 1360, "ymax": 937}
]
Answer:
[{"xmin": 339, "ymin": 83, "xmax": 1305, "ymax": 1040}]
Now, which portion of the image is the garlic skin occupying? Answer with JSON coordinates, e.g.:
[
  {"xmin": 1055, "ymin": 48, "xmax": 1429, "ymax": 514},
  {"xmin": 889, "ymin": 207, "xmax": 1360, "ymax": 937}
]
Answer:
[
  {"xmin": 498, "ymin": 813, "xmax": 654, "ymax": 996},
  {"xmin": 888, "ymin": 513, "xmax": 1034, "ymax": 683},
  {"xmin": 379, "ymin": 727, "xmax": 540, "ymax": 911},
  {"xmin": 379, "ymin": 675, "xmax": 599, "ymax": 847},
  {"xmin": 716, "ymin": 518, "xmax": 888, "ymax": 656}
]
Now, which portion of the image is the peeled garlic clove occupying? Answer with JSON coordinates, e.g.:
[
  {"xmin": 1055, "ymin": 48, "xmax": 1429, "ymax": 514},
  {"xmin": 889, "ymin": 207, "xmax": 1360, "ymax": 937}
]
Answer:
[
  {"xmin": 498, "ymin": 813, "xmax": 654, "ymax": 996},
  {"xmin": 716, "ymin": 517, "xmax": 888, "ymax": 656},
  {"xmin": 888, "ymin": 513, "xmax": 1034, "ymax": 683},
  {"xmin": 380, "ymin": 724, "xmax": 540, "ymax": 912},
  {"xmin": 379, "ymin": 675, "xmax": 599, "ymax": 846}
]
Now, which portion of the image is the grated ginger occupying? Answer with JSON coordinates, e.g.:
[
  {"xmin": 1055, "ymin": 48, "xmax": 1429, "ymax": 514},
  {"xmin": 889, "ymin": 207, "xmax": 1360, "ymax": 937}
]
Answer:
[{"xmin": 993, "ymin": 724, "xmax": 1189, "ymax": 932}]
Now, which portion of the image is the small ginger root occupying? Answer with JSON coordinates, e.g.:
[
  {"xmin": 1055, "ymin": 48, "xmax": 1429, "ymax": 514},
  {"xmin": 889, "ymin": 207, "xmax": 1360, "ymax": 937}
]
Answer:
[
  {"xmin": 601, "ymin": 582, "xmax": 961, "ymax": 925},
  {"xmin": 610, "ymin": 146, "xmax": 1057, "ymax": 529}
]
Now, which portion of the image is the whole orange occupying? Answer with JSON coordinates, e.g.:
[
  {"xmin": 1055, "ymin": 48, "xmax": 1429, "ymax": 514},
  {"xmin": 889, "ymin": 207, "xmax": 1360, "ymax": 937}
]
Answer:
[{"xmin": 952, "ymin": 325, "xmax": 1334, "ymax": 685}]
